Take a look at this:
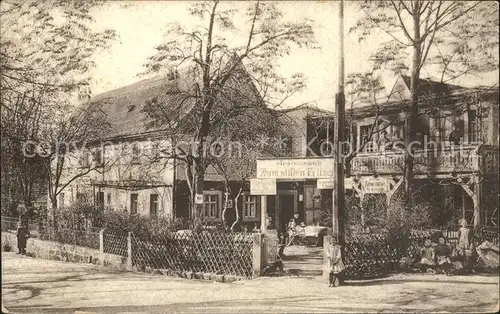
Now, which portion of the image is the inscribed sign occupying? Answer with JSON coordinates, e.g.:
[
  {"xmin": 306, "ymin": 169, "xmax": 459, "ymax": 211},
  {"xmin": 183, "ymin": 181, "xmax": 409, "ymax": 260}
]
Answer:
[
  {"xmin": 361, "ymin": 177, "xmax": 389, "ymax": 194},
  {"xmin": 195, "ymin": 194, "xmax": 204, "ymax": 204},
  {"xmin": 317, "ymin": 178, "xmax": 334, "ymax": 189},
  {"xmin": 256, "ymin": 158, "xmax": 335, "ymax": 179},
  {"xmin": 250, "ymin": 178, "xmax": 276, "ymax": 195}
]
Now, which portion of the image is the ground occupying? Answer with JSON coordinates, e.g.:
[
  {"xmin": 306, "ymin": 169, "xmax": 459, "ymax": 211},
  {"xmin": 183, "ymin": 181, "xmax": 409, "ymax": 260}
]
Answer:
[{"xmin": 2, "ymin": 252, "xmax": 499, "ymax": 314}]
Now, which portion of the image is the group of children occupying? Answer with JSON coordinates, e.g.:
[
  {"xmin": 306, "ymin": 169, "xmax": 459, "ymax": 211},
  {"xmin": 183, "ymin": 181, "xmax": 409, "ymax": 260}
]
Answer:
[{"xmin": 418, "ymin": 219, "xmax": 476, "ymax": 275}]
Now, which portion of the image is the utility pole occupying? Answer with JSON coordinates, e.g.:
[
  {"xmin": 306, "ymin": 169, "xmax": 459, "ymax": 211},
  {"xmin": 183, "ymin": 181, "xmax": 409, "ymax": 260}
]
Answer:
[{"xmin": 332, "ymin": 0, "xmax": 345, "ymax": 247}]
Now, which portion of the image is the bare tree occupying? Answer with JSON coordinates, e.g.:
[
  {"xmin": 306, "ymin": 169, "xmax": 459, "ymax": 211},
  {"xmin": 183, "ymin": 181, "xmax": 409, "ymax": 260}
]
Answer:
[
  {"xmin": 140, "ymin": 1, "xmax": 317, "ymax": 224},
  {"xmin": 0, "ymin": 1, "xmax": 117, "ymax": 214},
  {"xmin": 350, "ymin": 0, "xmax": 499, "ymax": 202}
]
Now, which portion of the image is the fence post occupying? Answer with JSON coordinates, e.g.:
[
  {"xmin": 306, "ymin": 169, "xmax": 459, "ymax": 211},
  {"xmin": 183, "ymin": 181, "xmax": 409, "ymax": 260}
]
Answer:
[
  {"xmin": 127, "ymin": 232, "xmax": 132, "ymax": 270},
  {"xmin": 323, "ymin": 235, "xmax": 331, "ymax": 279},
  {"xmin": 99, "ymin": 229, "xmax": 105, "ymax": 266},
  {"xmin": 252, "ymin": 233, "xmax": 263, "ymax": 278}
]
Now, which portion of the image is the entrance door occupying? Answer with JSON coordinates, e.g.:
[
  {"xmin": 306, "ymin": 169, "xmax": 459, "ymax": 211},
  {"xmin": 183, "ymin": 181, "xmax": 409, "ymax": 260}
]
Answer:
[{"xmin": 277, "ymin": 192, "xmax": 297, "ymax": 234}]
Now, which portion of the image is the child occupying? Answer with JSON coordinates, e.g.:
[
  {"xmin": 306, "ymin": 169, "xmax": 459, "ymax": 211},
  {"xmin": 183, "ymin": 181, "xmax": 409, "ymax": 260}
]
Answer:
[
  {"xmin": 435, "ymin": 236, "xmax": 452, "ymax": 275},
  {"xmin": 327, "ymin": 236, "xmax": 345, "ymax": 287},
  {"xmin": 457, "ymin": 218, "xmax": 475, "ymax": 273},
  {"xmin": 419, "ymin": 239, "xmax": 435, "ymax": 273}
]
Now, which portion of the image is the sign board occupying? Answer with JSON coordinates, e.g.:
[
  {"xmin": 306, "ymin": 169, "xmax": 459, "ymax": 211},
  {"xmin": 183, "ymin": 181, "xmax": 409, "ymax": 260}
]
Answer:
[
  {"xmin": 195, "ymin": 194, "xmax": 204, "ymax": 204},
  {"xmin": 256, "ymin": 158, "xmax": 335, "ymax": 180},
  {"xmin": 361, "ymin": 177, "xmax": 389, "ymax": 194},
  {"xmin": 344, "ymin": 177, "xmax": 355, "ymax": 190},
  {"xmin": 317, "ymin": 178, "xmax": 334, "ymax": 189},
  {"xmin": 250, "ymin": 178, "xmax": 276, "ymax": 195}
]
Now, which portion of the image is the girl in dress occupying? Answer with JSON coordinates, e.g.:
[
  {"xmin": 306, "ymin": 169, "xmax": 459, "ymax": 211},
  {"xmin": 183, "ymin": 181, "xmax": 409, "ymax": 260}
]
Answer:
[
  {"xmin": 419, "ymin": 239, "xmax": 435, "ymax": 273},
  {"xmin": 327, "ymin": 236, "xmax": 345, "ymax": 287},
  {"xmin": 435, "ymin": 236, "xmax": 452, "ymax": 275}
]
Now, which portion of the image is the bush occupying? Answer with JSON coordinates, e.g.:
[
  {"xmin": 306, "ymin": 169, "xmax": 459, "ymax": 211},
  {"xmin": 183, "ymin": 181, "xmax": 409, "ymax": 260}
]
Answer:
[
  {"xmin": 3, "ymin": 242, "xmax": 12, "ymax": 252},
  {"xmin": 102, "ymin": 209, "xmax": 188, "ymax": 239}
]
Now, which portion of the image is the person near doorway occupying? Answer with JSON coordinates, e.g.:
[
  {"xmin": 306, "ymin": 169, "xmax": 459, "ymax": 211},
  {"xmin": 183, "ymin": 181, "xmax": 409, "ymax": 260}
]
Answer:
[{"xmin": 327, "ymin": 236, "xmax": 345, "ymax": 287}]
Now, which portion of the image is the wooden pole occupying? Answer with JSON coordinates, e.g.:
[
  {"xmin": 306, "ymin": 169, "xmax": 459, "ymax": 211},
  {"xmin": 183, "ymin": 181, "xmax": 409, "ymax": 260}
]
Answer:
[
  {"xmin": 260, "ymin": 195, "xmax": 267, "ymax": 231},
  {"xmin": 332, "ymin": 0, "xmax": 345, "ymax": 249}
]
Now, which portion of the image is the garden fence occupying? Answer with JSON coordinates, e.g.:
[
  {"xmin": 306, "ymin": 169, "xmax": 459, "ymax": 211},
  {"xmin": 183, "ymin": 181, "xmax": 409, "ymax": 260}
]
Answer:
[
  {"xmin": 102, "ymin": 229, "xmax": 255, "ymax": 278},
  {"xmin": 343, "ymin": 227, "xmax": 499, "ymax": 279}
]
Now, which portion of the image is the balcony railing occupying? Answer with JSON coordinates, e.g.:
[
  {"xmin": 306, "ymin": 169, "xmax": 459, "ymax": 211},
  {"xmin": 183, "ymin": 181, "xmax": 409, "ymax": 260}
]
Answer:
[{"xmin": 351, "ymin": 144, "xmax": 497, "ymax": 176}]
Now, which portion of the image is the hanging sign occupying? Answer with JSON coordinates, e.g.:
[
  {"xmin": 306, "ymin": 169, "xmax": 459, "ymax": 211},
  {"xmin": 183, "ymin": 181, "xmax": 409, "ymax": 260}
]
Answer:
[
  {"xmin": 195, "ymin": 194, "xmax": 204, "ymax": 204},
  {"xmin": 256, "ymin": 158, "xmax": 335, "ymax": 179},
  {"xmin": 250, "ymin": 178, "xmax": 276, "ymax": 195},
  {"xmin": 317, "ymin": 178, "xmax": 334, "ymax": 189},
  {"xmin": 361, "ymin": 177, "xmax": 389, "ymax": 194}
]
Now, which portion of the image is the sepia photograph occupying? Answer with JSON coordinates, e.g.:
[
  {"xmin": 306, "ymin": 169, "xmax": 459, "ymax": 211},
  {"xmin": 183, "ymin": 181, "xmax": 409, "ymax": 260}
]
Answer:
[{"xmin": 1, "ymin": 0, "xmax": 499, "ymax": 313}]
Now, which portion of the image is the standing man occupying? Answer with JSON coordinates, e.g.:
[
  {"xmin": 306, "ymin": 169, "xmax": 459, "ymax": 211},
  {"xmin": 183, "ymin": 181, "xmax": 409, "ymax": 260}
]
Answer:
[{"xmin": 16, "ymin": 211, "xmax": 29, "ymax": 255}]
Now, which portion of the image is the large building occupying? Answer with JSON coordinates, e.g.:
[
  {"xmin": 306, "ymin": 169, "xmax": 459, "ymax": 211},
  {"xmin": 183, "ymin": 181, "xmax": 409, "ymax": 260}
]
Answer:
[{"xmin": 56, "ymin": 73, "xmax": 498, "ymax": 232}]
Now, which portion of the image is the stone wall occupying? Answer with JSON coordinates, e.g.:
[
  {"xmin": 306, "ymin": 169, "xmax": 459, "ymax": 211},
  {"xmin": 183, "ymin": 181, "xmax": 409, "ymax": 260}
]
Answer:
[{"xmin": 1, "ymin": 232, "xmax": 127, "ymax": 270}]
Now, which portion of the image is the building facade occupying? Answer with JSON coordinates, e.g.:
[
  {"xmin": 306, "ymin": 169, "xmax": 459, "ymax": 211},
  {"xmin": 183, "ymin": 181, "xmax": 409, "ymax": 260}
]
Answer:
[{"xmin": 57, "ymin": 74, "xmax": 498, "ymax": 232}]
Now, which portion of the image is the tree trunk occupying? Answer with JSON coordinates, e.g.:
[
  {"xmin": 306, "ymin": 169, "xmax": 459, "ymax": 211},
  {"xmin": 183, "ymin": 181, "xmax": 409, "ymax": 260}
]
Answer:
[
  {"xmin": 230, "ymin": 188, "xmax": 242, "ymax": 231},
  {"xmin": 222, "ymin": 184, "xmax": 230, "ymax": 230},
  {"xmin": 192, "ymin": 160, "xmax": 205, "ymax": 228},
  {"xmin": 405, "ymin": 8, "xmax": 422, "ymax": 208}
]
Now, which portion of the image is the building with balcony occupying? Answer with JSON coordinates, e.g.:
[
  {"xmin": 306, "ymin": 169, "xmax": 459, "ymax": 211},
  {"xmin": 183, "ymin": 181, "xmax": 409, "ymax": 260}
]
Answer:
[
  {"xmin": 57, "ymin": 71, "xmax": 498, "ymax": 232},
  {"xmin": 305, "ymin": 76, "xmax": 498, "ymax": 228}
]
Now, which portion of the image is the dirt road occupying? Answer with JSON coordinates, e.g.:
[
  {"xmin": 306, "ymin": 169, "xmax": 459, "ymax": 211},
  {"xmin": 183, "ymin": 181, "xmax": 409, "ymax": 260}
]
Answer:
[{"xmin": 2, "ymin": 252, "xmax": 498, "ymax": 313}]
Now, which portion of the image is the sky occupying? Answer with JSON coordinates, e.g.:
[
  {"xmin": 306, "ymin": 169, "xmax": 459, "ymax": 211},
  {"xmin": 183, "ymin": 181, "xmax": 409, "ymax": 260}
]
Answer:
[{"xmin": 88, "ymin": 1, "xmax": 498, "ymax": 111}]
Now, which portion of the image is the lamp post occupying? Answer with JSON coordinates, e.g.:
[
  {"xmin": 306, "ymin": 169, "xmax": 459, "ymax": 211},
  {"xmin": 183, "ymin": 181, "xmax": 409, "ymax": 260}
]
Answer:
[{"xmin": 332, "ymin": 0, "xmax": 345, "ymax": 248}]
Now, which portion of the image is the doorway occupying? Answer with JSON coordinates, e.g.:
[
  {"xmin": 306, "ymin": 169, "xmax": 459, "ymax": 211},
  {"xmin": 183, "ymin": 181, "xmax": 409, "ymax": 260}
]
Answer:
[{"xmin": 276, "ymin": 191, "xmax": 298, "ymax": 235}]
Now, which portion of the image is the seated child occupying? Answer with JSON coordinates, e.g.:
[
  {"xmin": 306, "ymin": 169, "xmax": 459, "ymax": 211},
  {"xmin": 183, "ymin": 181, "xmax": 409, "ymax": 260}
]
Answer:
[
  {"xmin": 419, "ymin": 239, "xmax": 436, "ymax": 273},
  {"xmin": 435, "ymin": 236, "xmax": 452, "ymax": 275}
]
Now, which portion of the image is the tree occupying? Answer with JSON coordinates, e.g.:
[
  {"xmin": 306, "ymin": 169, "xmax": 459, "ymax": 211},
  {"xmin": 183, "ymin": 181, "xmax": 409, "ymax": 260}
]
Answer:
[
  {"xmin": 350, "ymin": 0, "xmax": 499, "ymax": 202},
  {"xmin": 140, "ymin": 0, "xmax": 317, "ymax": 224},
  {"xmin": 1, "ymin": 1, "xmax": 118, "ymax": 214},
  {"xmin": 210, "ymin": 106, "xmax": 291, "ymax": 230}
]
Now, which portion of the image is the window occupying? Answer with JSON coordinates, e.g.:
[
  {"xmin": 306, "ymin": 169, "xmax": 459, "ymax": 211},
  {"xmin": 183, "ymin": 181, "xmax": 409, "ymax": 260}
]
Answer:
[
  {"xmin": 106, "ymin": 193, "xmax": 111, "ymax": 207},
  {"xmin": 79, "ymin": 150, "xmax": 90, "ymax": 167},
  {"xmin": 360, "ymin": 124, "xmax": 374, "ymax": 152},
  {"xmin": 468, "ymin": 110, "xmax": 477, "ymax": 143},
  {"xmin": 76, "ymin": 192, "xmax": 85, "ymax": 201},
  {"xmin": 150, "ymin": 194, "xmax": 159, "ymax": 218},
  {"xmin": 59, "ymin": 193, "xmax": 65, "ymax": 208},
  {"xmin": 96, "ymin": 192, "xmax": 104, "ymax": 208},
  {"xmin": 131, "ymin": 143, "xmax": 141, "ymax": 164},
  {"xmin": 243, "ymin": 195, "xmax": 258, "ymax": 218},
  {"xmin": 151, "ymin": 142, "xmax": 161, "ymax": 159},
  {"xmin": 130, "ymin": 194, "xmax": 138, "ymax": 214},
  {"xmin": 94, "ymin": 148, "xmax": 103, "ymax": 166},
  {"xmin": 203, "ymin": 194, "xmax": 219, "ymax": 218}
]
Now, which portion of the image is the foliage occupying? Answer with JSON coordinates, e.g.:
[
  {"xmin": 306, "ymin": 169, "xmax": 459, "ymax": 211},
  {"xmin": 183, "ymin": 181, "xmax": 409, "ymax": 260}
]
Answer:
[
  {"xmin": 350, "ymin": 1, "xmax": 498, "ymax": 80},
  {"xmin": 101, "ymin": 210, "xmax": 186, "ymax": 238},
  {"xmin": 1, "ymin": 1, "xmax": 118, "ymax": 211}
]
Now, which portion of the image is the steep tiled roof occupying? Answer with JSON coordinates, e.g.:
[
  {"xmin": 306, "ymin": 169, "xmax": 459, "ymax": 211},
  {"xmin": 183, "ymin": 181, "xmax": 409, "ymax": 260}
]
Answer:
[
  {"xmin": 400, "ymin": 75, "xmax": 464, "ymax": 95},
  {"xmin": 89, "ymin": 70, "xmax": 197, "ymax": 140}
]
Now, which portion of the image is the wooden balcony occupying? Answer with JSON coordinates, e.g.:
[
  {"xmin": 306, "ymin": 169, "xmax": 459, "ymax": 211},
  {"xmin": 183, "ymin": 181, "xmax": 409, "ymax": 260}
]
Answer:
[{"xmin": 351, "ymin": 144, "xmax": 498, "ymax": 177}]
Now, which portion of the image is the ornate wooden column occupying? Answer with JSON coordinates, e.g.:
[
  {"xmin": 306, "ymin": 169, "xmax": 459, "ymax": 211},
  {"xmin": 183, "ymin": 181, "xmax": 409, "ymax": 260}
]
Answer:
[
  {"xmin": 387, "ymin": 176, "xmax": 404, "ymax": 206},
  {"xmin": 459, "ymin": 175, "xmax": 481, "ymax": 228}
]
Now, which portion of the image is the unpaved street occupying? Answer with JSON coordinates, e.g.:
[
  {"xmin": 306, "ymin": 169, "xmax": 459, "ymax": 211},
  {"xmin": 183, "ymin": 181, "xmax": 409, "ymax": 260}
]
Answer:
[{"xmin": 2, "ymin": 253, "xmax": 499, "ymax": 313}]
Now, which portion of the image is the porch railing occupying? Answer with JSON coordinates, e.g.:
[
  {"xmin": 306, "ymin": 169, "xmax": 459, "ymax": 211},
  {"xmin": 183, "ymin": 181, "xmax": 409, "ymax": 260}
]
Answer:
[{"xmin": 351, "ymin": 144, "xmax": 496, "ymax": 175}]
